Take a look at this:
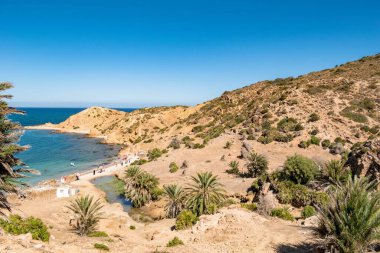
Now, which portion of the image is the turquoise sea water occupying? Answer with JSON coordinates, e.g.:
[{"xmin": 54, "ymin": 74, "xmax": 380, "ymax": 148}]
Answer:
[{"xmin": 9, "ymin": 107, "xmax": 135, "ymax": 185}]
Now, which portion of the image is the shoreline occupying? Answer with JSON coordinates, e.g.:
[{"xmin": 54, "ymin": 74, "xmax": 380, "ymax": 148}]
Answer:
[{"xmin": 31, "ymin": 154, "xmax": 139, "ymax": 191}]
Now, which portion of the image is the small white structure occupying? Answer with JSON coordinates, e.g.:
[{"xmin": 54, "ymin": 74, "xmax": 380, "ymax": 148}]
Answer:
[{"xmin": 56, "ymin": 185, "xmax": 78, "ymax": 198}]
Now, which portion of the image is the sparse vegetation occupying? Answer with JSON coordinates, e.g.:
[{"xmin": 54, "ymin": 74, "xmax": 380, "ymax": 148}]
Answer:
[
  {"xmin": 94, "ymin": 243, "xmax": 109, "ymax": 251},
  {"xmin": 226, "ymin": 161, "xmax": 240, "ymax": 175},
  {"xmin": 167, "ymin": 236, "xmax": 184, "ymax": 247},
  {"xmin": 241, "ymin": 203, "xmax": 257, "ymax": 211},
  {"xmin": 224, "ymin": 141, "xmax": 232, "ymax": 149},
  {"xmin": 301, "ymin": 205, "xmax": 316, "ymax": 219},
  {"xmin": 87, "ymin": 231, "xmax": 108, "ymax": 237},
  {"xmin": 277, "ymin": 117, "xmax": 303, "ymax": 132},
  {"xmin": 270, "ymin": 208, "xmax": 294, "ymax": 221}
]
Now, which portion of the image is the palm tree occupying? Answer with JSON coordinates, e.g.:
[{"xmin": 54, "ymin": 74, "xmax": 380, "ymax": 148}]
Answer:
[
  {"xmin": 124, "ymin": 166, "xmax": 159, "ymax": 207},
  {"xmin": 226, "ymin": 161, "xmax": 239, "ymax": 175},
  {"xmin": 185, "ymin": 172, "xmax": 226, "ymax": 216},
  {"xmin": 322, "ymin": 159, "xmax": 350, "ymax": 186},
  {"xmin": 317, "ymin": 176, "xmax": 380, "ymax": 252},
  {"xmin": 246, "ymin": 152, "xmax": 268, "ymax": 177},
  {"xmin": 163, "ymin": 184, "xmax": 185, "ymax": 218},
  {"xmin": 0, "ymin": 82, "xmax": 38, "ymax": 216},
  {"xmin": 66, "ymin": 195, "xmax": 104, "ymax": 236}
]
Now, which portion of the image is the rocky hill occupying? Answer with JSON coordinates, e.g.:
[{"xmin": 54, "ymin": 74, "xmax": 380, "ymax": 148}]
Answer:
[{"xmin": 49, "ymin": 54, "xmax": 380, "ymax": 153}]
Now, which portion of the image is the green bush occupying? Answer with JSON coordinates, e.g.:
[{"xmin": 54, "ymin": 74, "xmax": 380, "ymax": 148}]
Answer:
[
  {"xmin": 0, "ymin": 215, "xmax": 50, "ymax": 242},
  {"xmin": 169, "ymin": 162, "xmax": 179, "ymax": 173},
  {"xmin": 87, "ymin": 231, "xmax": 108, "ymax": 237},
  {"xmin": 308, "ymin": 113, "xmax": 320, "ymax": 122},
  {"xmin": 167, "ymin": 236, "xmax": 184, "ymax": 247},
  {"xmin": 301, "ymin": 205, "xmax": 316, "ymax": 219},
  {"xmin": 175, "ymin": 210, "xmax": 198, "ymax": 230},
  {"xmin": 281, "ymin": 155, "xmax": 319, "ymax": 184},
  {"xmin": 129, "ymin": 225, "xmax": 136, "ymax": 230},
  {"xmin": 270, "ymin": 208, "xmax": 294, "ymax": 221},
  {"xmin": 94, "ymin": 243, "xmax": 109, "ymax": 251},
  {"xmin": 310, "ymin": 135, "xmax": 320, "ymax": 145},
  {"xmin": 241, "ymin": 203, "xmax": 257, "ymax": 211}
]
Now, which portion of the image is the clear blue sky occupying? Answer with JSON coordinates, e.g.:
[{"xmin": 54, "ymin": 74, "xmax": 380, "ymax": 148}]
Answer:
[{"xmin": 1, "ymin": 0, "xmax": 379, "ymax": 108}]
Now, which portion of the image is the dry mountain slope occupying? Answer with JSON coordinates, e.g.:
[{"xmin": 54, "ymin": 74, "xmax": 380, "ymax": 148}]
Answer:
[{"xmin": 50, "ymin": 54, "xmax": 380, "ymax": 152}]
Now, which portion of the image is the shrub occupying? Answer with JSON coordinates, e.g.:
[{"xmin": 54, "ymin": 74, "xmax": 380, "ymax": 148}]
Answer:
[
  {"xmin": 301, "ymin": 205, "xmax": 316, "ymax": 219},
  {"xmin": 298, "ymin": 140, "xmax": 310, "ymax": 149},
  {"xmin": 175, "ymin": 210, "xmax": 198, "ymax": 230},
  {"xmin": 129, "ymin": 225, "xmax": 136, "ymax": 230},
  {"xmin": 276, "ymin": 181, "xmax": 328, "ymax": 207},
  {"xmin": 241, "ymin": 203, "xmax": 257, "ymax": 211},
  {"xmin": 167, "ymin": 236, "xmax": 184, "ymax": 247},
  {"xmin": 224, "ymin": 141, "xmax": 232, "ymax": 149},
  {"xmin": 169, "ymin": 162, "xmax": 179, "ymax": 173},
  {"xmin": 181, "ymin": 160, "xmax": 188, "ymax": 169},
  {"xmin": 226, "ymin": 161, "xmax": 239, "ymax": 175},
  {"xmin": 246, "ymin": 152, "xmax": 268, "ymax": 177},
  {"xmin": 94, "ymin": 243, "xmax": 109, "ymax": 251},
  {"xmin": 168, "ymin": 138, "xmax": 181, "ymax": 149},
  {"xmin": 281, "ymin": 155, "xmax": 319, "ymax": 185},
  {"xmin": 317, "ymin": 177, "xmax": 380, "ymax": 253},
  {"xmin": 321, "ymin": 139, "xmax": 331, "ymax": 149},
  {"xmin": 308, "ymin": 113, "xmax": 320, "ymax": 122},
  {"xmin": 0, "ymin": 215, "xmax": 50, "ymax": 242},
  {"xmin": 310, "ymin": 135, "xmax": 320, "ymax": 145},
  {"xmin": 131, "ymin": 159, "xmax": 147, "ymax": 165},
  {"xmin": 66, "ymin": 195, "xmax": 104, "ymax": 236},
  {"xmin": 270, "ymin": 208, "xmax": 294, "ymax": 221},
  {"xmin": 147, "ymin": 148, "xmax": 165, "ymax": 161},
  {"xmin": 310, "ymin": 129, "xmax": 319, "ymax": 135},
  {"xmin": 87, "ymin": 231, "xmax": 108, "ymax": 237},
  {"xmin": 277, "ymin": 117, "xmax": 303, "ymax": 132}
]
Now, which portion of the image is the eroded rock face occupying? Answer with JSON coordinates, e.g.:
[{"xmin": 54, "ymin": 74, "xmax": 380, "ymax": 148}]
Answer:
[
  {"xmin": 345, "ymin": 138, "xmax": 380, "ymax": 183},
  {"xmin": 240, "ymin": 140, "xmax": 252, "ymax": 159}
]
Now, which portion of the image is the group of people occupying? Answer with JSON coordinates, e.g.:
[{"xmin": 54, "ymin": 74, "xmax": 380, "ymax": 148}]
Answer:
[{"xmin": 58, "ymin": 155, "xmax": 137, "ymax": 185}]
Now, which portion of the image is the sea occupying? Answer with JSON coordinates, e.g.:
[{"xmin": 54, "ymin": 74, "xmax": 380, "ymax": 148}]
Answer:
[{"xmin": 9, "ymin": 107, "xmax": 135, "ymax": 185}]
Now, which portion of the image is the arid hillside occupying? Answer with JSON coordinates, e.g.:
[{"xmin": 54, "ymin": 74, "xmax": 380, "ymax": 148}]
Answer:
[{"xmin": 47, "ymin": 54, "xmax": 380, "ymax": 153}]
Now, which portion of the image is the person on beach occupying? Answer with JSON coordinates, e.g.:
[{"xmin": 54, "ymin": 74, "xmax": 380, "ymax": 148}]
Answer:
[
  {"xmin": 75, "ymin": 172, "xmax": 80, "ymax": 180},
  {"xmin": 93, "ymin": 170, "xmax": 95, "ymax": 175}
]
